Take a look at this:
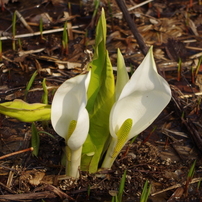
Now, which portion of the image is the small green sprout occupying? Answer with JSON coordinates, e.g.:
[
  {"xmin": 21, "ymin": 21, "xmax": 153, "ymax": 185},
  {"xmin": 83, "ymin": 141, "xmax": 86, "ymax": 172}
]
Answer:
[
  {"xmin": 18, "ymin": 38, "xmax": 22, "ymax": 50},
  {"xmin": 111, "ymin": 170, "xmax": 127, "ymax": 202},
  {"xmin": 62, "ymin": 21, "xmax": 68, "ymax": 55},
  {"xmin": 42, "ymin": 78, "xmax": 48, "ymax": 104},
  {"xmin": 140, "ymin": 180, "xmax": 151, "ymax": 202},
  {"xmin": 185, "ymin": 160, "xmax": 196, "ymax": 196},
  {"xmin": 192, "ymin": 56, "xmax": 202, "ymax": 84},
  {"xmin": 177, "ymin": 57, "xmax": 182, "ymax": 81},
  {"xmin": 197, "ymin": 179, "xmax": 201, "ymax": 192},
  {"xmin": 31, "ymin": 122, "xmax": 40, "ymax": 156},
  {"xmin": 31, "ymin": 122, "xmax": 55, "ymax": 157},
  {"xmin": 39, "ymin": 17, "xmax": 46, "ymax": 40},
  {"xmin": 12, "ymin": 11, "xmax": 17, "ymax": 51},
  {"xmin": 24, "ymin": 70, "xmax": 38, "ymax": 100}
]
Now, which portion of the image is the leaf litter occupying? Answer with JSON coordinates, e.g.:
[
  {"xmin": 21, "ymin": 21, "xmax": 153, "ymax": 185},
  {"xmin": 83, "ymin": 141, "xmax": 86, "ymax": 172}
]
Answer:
[{"xmin": 0, "ymin": 0, "xmax": 202, "ymax": 201}]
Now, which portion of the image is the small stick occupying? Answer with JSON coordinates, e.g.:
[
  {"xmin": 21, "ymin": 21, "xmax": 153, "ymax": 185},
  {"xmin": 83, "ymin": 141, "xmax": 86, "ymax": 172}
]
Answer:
[
  {"xmin": 0, "ymin": 25, "xmax": 84, "ymax": 41},
  {"xmin": 0, "ymin": 147, "xmax": 34, "ymax": 160},
  {"xmin": 151, "ymin": 177, "xmax": 201, "ymax": 196},
  {"xmin": 115, "ymin": 0, "xmax": 148, "ymax": 56},
  {"xmin": 15, "ymin": 10, "xmax": 34, "ymax": 33},
  {"xmin": 114, "ymin": 0, "xmax": 153, "ymax": 17}
]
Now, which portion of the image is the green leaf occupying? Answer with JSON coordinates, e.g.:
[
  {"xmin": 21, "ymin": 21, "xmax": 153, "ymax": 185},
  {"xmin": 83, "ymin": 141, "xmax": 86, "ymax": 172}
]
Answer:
[
  {"xmin": 42, "ymin": 78, "xmax": 48, "ymax": 104},
  {"xmin": 0, "ymin": 99, "xmax": 51, "ymax": 122},
  {"xmin": 140, "ymin": 180, "xmax": 151, "ymax": 202},
  {"xmin": 31, "ymin": 122, "xmax": 40, "ymax": 156},
  {"xmin": 24, "ymin": 70, "xmax": 38, "ymax": 100},
  {"xmin": 82, "ymin": 9, "xmax": 115, "ymax": 173},
  {"xmin": 187, "ymin": 160, "xmax": 196, "ymax": 178},
  {"xmin": 118, "ymin": 170, "xmax": 127, "ymax": 201},
  {"xmin": 116, "ymin": 49, "xmax": 129, "ymax": 101}
]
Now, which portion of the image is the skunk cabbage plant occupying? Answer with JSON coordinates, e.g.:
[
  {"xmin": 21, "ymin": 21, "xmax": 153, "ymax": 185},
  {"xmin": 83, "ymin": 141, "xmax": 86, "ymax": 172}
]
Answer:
[
  {"xmin": 0, "ymin": 9, "xmax": 171, "ymax": 179},
  {"xmin": 101, "ymin": 47, "xmax": 171, "ymax": 169},
  {"xmin": 51, "ymin": 72, "xmax": 91, "ymax": 178},
  {"xmin": 50, "ymin": 9, "xmax": 171, "ymax": 177}
]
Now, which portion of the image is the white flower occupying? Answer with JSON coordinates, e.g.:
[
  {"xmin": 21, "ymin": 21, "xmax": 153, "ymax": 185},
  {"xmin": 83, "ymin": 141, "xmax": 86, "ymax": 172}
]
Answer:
[
  {"xmin": 102, "ymin": 47, "xmax": 171, "ymax": 169},
  {"xmin": 51, "ymin": 71, "xmax": 91, "ymax": 177}
]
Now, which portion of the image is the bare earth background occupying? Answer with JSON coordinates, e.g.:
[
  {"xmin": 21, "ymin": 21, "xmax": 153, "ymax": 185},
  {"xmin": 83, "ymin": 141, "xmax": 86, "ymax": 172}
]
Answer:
[{"xmin": 0, "ymin": 0, "xmax": 202, "ymax": 201}]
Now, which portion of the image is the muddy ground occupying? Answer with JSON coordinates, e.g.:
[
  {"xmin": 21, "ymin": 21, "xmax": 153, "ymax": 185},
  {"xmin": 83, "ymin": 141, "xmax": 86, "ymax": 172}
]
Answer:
[{"xmin": 0, "ymin": 0, "xmax": 202, "ymax": 201}]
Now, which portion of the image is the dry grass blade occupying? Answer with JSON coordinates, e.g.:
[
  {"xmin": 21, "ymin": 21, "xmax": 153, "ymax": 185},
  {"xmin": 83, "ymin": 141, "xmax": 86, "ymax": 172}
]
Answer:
[
  {"xmin": 15, "ymin": 10, "xmax": 34, "ymax": 33},
  {"xmin": 0, "ymin": 25, "xmax": 84, "ymax": 41}
]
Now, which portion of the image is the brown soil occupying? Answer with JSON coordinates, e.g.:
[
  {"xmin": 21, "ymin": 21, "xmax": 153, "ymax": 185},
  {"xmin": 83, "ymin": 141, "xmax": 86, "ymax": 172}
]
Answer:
[{"xmin": 0, "ymin": 0, "xmax": 202, "ymax": 201}]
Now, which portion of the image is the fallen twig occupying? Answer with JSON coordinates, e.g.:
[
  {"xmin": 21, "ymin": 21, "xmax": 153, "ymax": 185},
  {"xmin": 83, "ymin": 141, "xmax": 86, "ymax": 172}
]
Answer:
[
  {"xmin": 0, "ymin": 25, "xmax": 84, "ymax": 41},
  {"xmin": 151, "ymin": 177, "xmax": 201, "ymax": 196},
  {"xmin": 0, "ymin": 147, "xmax": 33, "ymax": 160},
  {"xmin": 0, "ymin": 191, "xmax": 57, "ymax": 200},
  {"xmin": 115, "ymin": 0, "xmax": 149, "ymax": 55},
  {"xmin": 114, "ymin": 0, "xmax": 153, "ymax": 17}
]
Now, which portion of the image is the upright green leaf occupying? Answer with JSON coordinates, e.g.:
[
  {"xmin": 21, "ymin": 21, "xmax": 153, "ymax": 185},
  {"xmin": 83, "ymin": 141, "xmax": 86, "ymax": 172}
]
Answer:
[
  {"xmin": 118, "ymin": 170, "xmax": 127, "ymax": 201},
  {"xmin": 42, "ymin": 78, "xmax": 48, "ymax": 104},
  {"xmin": 116, "ymin": 49, "xmax": 129, "ymax": 101},
  {"xmin": 81, "ymin": 9, "xmax": 115, "ymax": 173},
  {"xmin": 31, "ymin": 122, "xmax": 40, "ymax": 156},
  {"xmin": 24, "ymin": 70, "xmax": 38, "ymax": 100}
]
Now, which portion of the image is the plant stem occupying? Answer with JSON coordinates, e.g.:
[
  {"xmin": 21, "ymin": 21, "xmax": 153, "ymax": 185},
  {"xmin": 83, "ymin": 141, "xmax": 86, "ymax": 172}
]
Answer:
[
  {"xmin": 65, "ymin": 146, "xmax": 82, "ymax": 178},
  {"xmin": 102, "ymin": 137, "xmax": 127, "ymax": 169}
]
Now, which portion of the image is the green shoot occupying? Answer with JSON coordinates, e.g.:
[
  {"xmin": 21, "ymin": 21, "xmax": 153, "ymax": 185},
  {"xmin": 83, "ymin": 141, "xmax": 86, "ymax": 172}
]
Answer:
[
  {"xmin": 38, "ymin": 131, "xmax": 55, "ymax": 139},
  {"xmin": 92, "ymin": 0, "xmax": 100, "ymax": 19},
  {"xmin": 187, "ymin": 160, "xmax": 196, "ymax": 179},
  {"xmin": 111, "ymin": 195, "xmax": 118, "ymax": 202},
  {"xmin": 42, "ymin": 78, "xmax": 49, "ymax": 129},
  {"xmin": 31, "ymin": 122, "xmax": 40, "ymax": 157},
  {"xmin": 191, "ymin": 56, "xmax": 202, "ymax": 84},
  {"xmin": 88, "ymin": 0, "xmax": 100, "ymax": 28},
  {"xmin": 24, "ymin": 70, "xmax": 38, "ymax": 100},
  {"xmin": 62, "ymin": 21, "xmax": 68, "ymax": 55},
  {"xmin": 140, "ymin": 180, "xmax": 151, "ymax": 202},
  {"xmin": 117, "ymin": 170, "xmax": 127, "ymax": 201},
  {"xmin": 31, "ymin": 122, "xmax": 55, "ymax": 157},
  {"xmin": 130, "ymin": 135, "xmax": 138, "ymax": 144},
  {"xmin": 197, "ymin": 179, "xmax": 201, "ymax": 192},
  {"xmin": 87, "ymin": 185, "xmax": 91, "ymax": 199},
  {"xmin": 185, "ymin": 160, "xmax": 196, "ymax": 196},
  {"xmin": 18, "ymin": 38, "xmax": 22, "ymax": 50},
  {"xmin": 110, "ymin": 170, "xmax": 127, "ymax": 202},
  {"xmin": 194, "ymin": 56, "xmax": 202, "ymax": 79},
  {"xmin": 12, "ymin": 11, "xmax": 17, "ymax": 51},
  {"xmin": 177, "ymin": 57, "xmax": 182, "ymax": 81},
  {"xmin": 39, "ymin": 17, "xmax": 45, "ymax": 40},
  {"xmin": 42, "ymin": 78, "xmax": 48, "ymax": 104},
  {"xmin": 0, "ymin": 39, "xmax": 2, "ymax": 61}
]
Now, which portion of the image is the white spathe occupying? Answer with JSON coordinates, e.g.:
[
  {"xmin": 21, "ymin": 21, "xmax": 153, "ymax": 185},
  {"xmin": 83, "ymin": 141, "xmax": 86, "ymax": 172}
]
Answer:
[
  {"xmin": 102, "ymin": 47, "xmax": 171, "ymax": 169},
  {"xmin": 110, "ymin": 47, "xmax": 171, "ymax": 140},
  {"xmin": 51, "ymin": 71, "xmax": 91, "ymax": 150}
]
